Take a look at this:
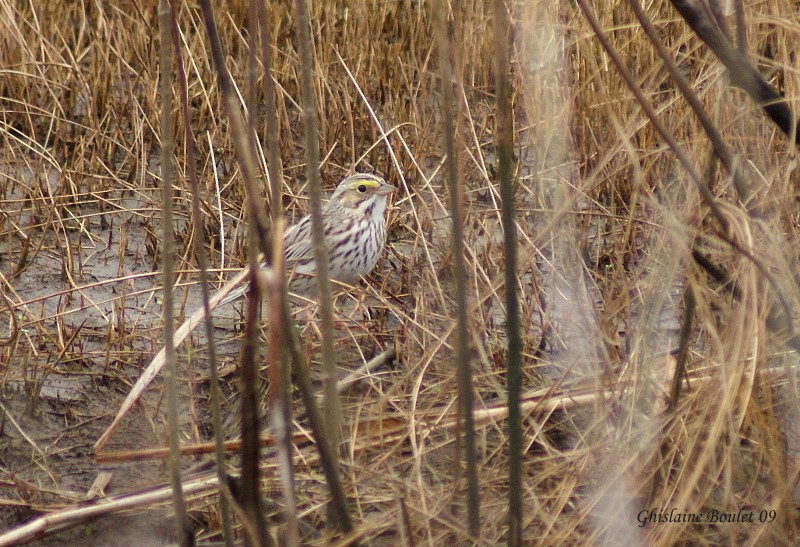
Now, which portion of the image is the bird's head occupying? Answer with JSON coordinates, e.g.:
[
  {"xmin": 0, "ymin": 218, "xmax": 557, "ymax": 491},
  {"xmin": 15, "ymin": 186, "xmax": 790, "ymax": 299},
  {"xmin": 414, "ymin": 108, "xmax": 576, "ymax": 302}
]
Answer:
[{"xmin": 328, "ymin": 173, "xmax": 396, "ymax": 216}]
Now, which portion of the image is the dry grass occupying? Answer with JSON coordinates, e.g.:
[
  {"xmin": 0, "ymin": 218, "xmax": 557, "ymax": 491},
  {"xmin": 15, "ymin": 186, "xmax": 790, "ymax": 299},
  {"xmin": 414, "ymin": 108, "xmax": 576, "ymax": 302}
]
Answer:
[{"xmin": 1, "ymin": 0, "xmax": 799, "ymax": 545}]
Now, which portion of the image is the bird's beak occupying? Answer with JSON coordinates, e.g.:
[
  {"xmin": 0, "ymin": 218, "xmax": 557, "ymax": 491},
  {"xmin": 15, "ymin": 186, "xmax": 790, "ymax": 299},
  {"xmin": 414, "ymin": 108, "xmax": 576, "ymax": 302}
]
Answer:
[{"xmin": 376, "ymin": 181, "xmax": 397, "ymax": 196}]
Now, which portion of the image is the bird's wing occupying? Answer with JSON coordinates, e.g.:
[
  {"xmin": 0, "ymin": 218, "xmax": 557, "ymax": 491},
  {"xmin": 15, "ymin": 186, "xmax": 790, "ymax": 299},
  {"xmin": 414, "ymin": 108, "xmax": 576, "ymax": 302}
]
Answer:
[
  {"xmin": 282, "ymin": 215, "xmax": 315, "ymax": 274},
  {"xmin": 282, "ymin": 209, "xmax": 342, "ymax": 275}
]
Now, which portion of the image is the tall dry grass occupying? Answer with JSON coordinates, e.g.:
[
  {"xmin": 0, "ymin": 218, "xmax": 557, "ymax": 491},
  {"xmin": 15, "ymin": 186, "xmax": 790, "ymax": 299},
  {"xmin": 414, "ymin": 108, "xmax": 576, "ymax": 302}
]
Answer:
[{"xmin": 0, "ymin": 0, "xmax": 798, "ymax": 545}]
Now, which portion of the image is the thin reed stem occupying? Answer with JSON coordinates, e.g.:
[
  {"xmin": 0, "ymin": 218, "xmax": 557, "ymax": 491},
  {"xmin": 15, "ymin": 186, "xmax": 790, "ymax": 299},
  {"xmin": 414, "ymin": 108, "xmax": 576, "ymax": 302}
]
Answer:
[
  {"xmin": 292, "ymin": 0, "xmax": 344, "ymax": 463},
  {"xmin": 493, "ymin": 2, "xmax": 522, "ymax": 545},
  {"xmin": 196, "ymin": 1, "xmax": 272, "ymax": 543},
  {"xmin": 257, "ymin": 1, "xmax": 298, "ymax": 544},
  {"xmin": 157, "ymin": 1, "xmax": 190, "ymax": 544},
  {"xmin": 434, "ymin": 0, "xmax": 480, "ymax": 537},
  {"xmin": 167, "ymin": 1, "xmax": 233, "ymax": 543}
]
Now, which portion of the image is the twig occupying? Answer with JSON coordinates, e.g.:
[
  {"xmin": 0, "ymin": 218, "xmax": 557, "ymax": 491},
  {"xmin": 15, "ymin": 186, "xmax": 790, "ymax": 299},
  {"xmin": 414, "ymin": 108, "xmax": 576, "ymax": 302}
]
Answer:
[
  {"xmin": 0, "ymin": 475, "xmax": 219, "ymax": 547},
  {"xmin": 337, "ymin": 347, "xmax": 396, "ymax": 394}
]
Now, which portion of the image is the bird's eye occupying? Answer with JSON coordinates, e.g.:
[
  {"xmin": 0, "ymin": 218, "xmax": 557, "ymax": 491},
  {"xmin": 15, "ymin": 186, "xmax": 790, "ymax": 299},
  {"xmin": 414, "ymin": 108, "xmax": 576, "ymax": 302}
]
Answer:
[{"xmin": 357, "ymin": 184, "xmax": 367, "ymax": 193}]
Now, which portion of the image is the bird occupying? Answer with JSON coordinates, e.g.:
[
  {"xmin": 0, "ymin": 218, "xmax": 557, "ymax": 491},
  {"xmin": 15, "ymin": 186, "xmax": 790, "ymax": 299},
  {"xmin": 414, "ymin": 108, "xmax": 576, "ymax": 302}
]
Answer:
[
  {"xmin": 96, "ymin": 174, "xmax": 395, "ymax": 452},
  {"xmin": 220, "ymin": 172, "xmax": 396, "ymax": 304}
]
